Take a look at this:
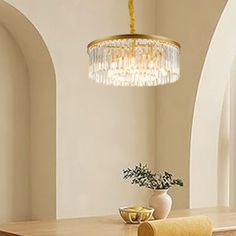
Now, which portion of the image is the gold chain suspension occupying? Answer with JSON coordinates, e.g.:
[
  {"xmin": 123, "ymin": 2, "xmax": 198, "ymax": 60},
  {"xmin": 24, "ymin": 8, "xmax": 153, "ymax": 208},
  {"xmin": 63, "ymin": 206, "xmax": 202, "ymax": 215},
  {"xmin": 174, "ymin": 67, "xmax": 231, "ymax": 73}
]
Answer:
[{"xmin": 128, "ymin": 0, "xmax": 136, "ymax": 34}]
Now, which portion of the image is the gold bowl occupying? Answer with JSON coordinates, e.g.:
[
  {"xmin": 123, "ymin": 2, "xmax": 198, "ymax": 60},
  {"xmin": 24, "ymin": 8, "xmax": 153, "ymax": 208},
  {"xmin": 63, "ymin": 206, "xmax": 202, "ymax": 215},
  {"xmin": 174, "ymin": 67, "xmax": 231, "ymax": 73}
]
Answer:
[{"xmin": 119, "ymin": 206, "xmax": 154, "ymax": 224}]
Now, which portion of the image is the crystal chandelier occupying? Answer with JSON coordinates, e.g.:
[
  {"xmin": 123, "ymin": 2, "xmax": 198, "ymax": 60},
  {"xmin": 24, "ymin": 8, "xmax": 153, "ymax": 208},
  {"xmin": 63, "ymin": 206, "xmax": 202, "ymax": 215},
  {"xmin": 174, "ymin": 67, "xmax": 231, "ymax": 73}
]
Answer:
[{"xmin": 87, "ymin": 0, "xmax": 180, "ymax": 87}]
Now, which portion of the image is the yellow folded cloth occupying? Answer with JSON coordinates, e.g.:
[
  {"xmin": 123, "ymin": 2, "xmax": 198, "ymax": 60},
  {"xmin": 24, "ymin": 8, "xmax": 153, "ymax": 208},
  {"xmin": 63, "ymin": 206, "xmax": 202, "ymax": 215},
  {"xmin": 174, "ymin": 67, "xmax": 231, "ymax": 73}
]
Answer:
[{"xmin": 138, "ymin": 216, "xmax": 212, "ymax": 236}]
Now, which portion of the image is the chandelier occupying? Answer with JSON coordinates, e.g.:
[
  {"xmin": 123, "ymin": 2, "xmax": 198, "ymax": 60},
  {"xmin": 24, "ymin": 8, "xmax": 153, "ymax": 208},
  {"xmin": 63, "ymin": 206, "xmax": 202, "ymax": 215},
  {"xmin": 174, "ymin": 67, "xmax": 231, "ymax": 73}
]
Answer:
[{"xmin": 87, "ymin": 0, "xmax": 180, "ymax": 87}]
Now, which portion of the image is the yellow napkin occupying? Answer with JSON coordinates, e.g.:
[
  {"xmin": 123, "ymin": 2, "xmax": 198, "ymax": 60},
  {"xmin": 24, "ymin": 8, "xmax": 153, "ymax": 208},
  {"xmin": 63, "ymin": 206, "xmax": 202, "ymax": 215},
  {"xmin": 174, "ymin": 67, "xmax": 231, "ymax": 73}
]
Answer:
[{"xmin": 138, "ymin": 216, "xmax": 212, "ymax": 236}]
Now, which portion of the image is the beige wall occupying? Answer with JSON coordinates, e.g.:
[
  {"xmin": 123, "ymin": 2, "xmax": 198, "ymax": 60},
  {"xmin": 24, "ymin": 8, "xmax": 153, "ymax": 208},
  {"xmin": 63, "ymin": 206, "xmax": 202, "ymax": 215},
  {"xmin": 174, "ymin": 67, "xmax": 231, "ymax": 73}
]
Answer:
[
  {"xmin": 155, "ymin": 0, "xmax": 227, "ymax": 209},
  {"xmin": 230, "ymin": 57, "xmax": 236, "ymax": 207},
  {"xmin": 0, "ymin": 24, "xmax": 30, "ymax": 222},
  {"xmin": 4, "ymin": 0, "xmax": 157, "ymax": 218},
  {"xmin": 218, "ymin": 87, "xmax": 230, "ymax": 207},
  {"xmin": 54, "ymin": 0, "xmax": 157, "ymax": 218}
]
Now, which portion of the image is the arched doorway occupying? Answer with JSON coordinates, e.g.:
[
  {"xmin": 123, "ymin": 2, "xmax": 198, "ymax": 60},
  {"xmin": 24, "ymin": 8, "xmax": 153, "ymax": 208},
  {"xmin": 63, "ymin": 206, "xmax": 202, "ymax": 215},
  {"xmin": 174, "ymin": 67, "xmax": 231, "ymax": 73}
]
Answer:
[
  {"xmin": 190, "ymin": 0, "xmax": 236, "ymax": 208},
  {"xmin": 0, "ymin": 1, "xmax": 56, "ymax": 222}
]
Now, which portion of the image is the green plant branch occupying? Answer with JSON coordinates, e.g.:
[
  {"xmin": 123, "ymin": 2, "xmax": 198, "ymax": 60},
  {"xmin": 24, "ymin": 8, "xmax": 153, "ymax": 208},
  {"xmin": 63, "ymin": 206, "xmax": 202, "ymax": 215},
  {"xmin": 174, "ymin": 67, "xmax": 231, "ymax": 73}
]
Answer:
[{"xmin": 123, "ymin": 163, "xmax": 184, "ymax": 190}]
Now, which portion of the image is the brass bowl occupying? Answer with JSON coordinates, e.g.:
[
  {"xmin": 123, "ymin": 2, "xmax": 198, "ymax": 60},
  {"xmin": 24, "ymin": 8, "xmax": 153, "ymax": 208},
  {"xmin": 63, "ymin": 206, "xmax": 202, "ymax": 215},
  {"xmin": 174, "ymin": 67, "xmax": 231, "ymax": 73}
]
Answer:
[{"xmin": 119, "ymin": 206, "xmax": 154, "ymax": 224}]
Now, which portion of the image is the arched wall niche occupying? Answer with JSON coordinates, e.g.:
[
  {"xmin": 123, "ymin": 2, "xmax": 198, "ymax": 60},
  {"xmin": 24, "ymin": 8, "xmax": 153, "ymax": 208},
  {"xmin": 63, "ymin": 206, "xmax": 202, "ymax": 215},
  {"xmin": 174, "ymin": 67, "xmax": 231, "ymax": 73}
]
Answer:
[
  {"xmin": 0, "ymin": 0, "xmax": 56, "ymax": 222},
  {"xmin": 190, "ymin": 0, "xmax": 236, "ymax": 208}
]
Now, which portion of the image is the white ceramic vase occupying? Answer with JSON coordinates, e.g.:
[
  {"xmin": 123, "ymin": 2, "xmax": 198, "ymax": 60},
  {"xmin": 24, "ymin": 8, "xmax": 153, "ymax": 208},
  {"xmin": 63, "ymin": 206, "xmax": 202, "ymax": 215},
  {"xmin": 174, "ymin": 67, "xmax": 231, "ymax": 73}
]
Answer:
[{"xmin": 149, "ymin": 189, "xmax": 172, "ymax": 220}]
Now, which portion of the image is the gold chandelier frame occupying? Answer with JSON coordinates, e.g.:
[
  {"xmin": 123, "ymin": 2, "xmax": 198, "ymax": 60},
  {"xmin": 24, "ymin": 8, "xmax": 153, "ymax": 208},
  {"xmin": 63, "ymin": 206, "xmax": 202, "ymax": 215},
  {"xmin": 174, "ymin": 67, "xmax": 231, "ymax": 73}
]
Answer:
[{"xmin": 87, "ymin": 34, "xmax": 180, "ymax": 51}]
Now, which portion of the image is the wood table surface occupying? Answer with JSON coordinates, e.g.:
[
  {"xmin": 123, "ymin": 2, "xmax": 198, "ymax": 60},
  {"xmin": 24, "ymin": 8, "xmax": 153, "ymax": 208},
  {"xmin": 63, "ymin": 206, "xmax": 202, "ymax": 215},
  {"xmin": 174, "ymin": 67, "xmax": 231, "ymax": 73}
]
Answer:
[{"xmin": 0, "ymin": 207, "xmax": 236, "ymax": 236}]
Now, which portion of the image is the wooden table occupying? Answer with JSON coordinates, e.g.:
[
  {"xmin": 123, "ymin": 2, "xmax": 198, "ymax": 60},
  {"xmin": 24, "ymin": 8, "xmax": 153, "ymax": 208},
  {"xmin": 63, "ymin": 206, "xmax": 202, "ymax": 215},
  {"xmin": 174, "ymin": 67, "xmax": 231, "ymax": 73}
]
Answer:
[{"xmin": 0, "ymin": 207, "xmax": 236, "ymax": 236}]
